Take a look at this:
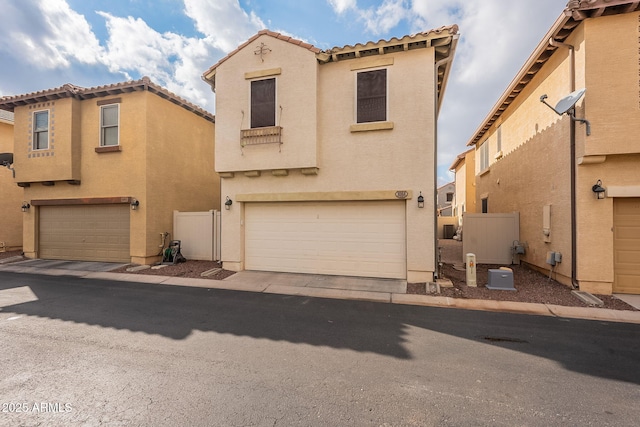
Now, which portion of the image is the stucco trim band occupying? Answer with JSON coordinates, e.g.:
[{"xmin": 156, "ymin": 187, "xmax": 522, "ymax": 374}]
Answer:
[
  {"xmin": 236, "ymin": 190, "xmax": 413, "ymax": 203},
  {"xmin": 31, "ymin": 196, "xmax": 133, "ymax": 206},
  {"xmin": 606, "ymin": 185, "xmax": 640, "ymax": 197},
  {"xmin": 350, "ymin": 57, "xmax": 394, "ymax": 71},
  {"xmin": 350, "ymin": 121, "xmax": 394, "ymax": 132},
  {"xmin": 244, "ymin": 68, "xmax": 282, "ymax": 79}
]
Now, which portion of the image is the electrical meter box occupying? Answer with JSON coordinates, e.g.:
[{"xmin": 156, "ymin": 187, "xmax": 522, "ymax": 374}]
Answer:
[{"xmin": 487, "ymin": 268, "xmax": 515, "ymax": 291}]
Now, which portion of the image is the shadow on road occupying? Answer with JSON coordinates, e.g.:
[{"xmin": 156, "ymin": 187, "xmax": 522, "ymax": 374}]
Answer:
[{"xmin": 1, "ymin": 272, "xmax": 639, "ymax": 385}]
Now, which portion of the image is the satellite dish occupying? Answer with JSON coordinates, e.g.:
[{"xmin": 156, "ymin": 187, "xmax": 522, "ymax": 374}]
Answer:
[{"xmin": 554, "ymin": 88, "xmax": 586, "ymax": 115}]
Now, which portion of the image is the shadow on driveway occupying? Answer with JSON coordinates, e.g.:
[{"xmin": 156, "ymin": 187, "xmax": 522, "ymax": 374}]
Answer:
[{"xmin": 1, "ymin": 272, "xmax": 639, "ymax": 385}]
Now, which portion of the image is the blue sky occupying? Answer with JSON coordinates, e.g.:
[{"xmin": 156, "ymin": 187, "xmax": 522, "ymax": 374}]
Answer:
[{"xmin": 0, "ymin": 0, "xmax": 565, "ymax": 185}]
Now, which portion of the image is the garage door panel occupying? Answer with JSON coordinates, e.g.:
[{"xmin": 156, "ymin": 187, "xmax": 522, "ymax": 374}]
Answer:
[
  {"xmin": 40, "ymin": 205, "xmax": 130, "ymax": 263},
  {"xmin": 613, "ymin": 198, "xmax": 640, "ymax": 294},
  {"xmin": 245, "ymin": 201, "xmax": 406, "ymax": 279}
]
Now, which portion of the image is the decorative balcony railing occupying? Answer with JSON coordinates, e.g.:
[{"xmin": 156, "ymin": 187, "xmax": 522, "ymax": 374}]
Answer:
[{"xmin": 240, "ymin": 126, "xmax": 282, "ymax": 147}]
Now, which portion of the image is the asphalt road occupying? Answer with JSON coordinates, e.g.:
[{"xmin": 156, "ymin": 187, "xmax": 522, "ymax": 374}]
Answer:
[{"xmin": 0, "ymin": 272, "xmax": 639, "ymax": 426}]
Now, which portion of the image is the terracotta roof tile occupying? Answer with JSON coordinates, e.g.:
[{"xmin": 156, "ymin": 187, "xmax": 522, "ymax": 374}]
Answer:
[{"xmin": 0, "ymin": 77, "xmax": 214, "ymax": 122}]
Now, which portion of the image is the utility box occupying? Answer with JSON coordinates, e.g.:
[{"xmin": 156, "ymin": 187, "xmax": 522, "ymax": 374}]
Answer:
[{"xmin": 487, "ymin": 268, "xmax": 515, "ymax": 291}]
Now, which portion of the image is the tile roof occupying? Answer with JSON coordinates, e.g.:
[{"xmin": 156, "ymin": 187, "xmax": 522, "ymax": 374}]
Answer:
[
  {"xmin": 449, "ymin": 148, "xmax": 475, "ymax": 171},
  {"xmin": 466, "ymin": 0, "xmax": 640, "ymax": 147},
  {"xmin": 0, "ymin": 77, "xmax": 214, "ymax": 122}
]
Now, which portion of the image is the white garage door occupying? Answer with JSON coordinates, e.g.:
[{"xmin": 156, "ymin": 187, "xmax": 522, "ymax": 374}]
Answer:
[
  {"xmin": 245, "ymin": 201, "xmax": 406, "ymax": 279},
  {"xmin": 40, "ymin": 205, "xmax": 130, "ymax": 262}
]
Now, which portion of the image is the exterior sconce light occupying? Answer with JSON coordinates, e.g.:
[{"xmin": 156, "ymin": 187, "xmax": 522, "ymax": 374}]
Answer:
[
  {"xmin": 417, "ymin": 192, "xmax": 424, "ymax": 208},
  {"xmin": 130, "ymin": 198, "xmax": 140, "ymax": 210},
  {"xmin": 592, "ymin": 180, "xmax": 605, "ymax": 199},
  {"xmin": 21, "ymin": 201, "xmax": 30, "ymax": 212},
  {"xmin": 225, "ymin": 196, "xmax": 233, "ymax": 210}
]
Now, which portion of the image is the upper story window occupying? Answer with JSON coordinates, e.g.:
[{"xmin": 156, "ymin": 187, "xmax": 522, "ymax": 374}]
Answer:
[
  {"xmin": 496, "ymin": 125, "xmax": 502, "ymax": 152},
  {"xmin": 479, "ymin": 140, "xmax": 489, "ymax": 171},
  {"xmin": 251, "ymin": 78, "xmax": 276, "ymax": 128},
  {"xmin": 446, "ymin": 192, "xmax": 454, "ymax": 202},
  {"xmin": 100, "ymin": 104, "xmax": 119, "ymax": 146},
  {"xmin": 357, "ymin": 69, "xmax": 387, "ymax": 123},
  {"xmin": 33, "ymin": 110, "xmax": 49, "ymax": 150}
]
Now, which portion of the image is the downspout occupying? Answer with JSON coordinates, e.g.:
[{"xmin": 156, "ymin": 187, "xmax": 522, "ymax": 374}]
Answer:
[
  {"xmin": 433, "ymin": 55, "xmax": 453, "ymax": 279},
  {"xmin": 549, "ymin": 38, "xmax": 579, "ymax": 289}
]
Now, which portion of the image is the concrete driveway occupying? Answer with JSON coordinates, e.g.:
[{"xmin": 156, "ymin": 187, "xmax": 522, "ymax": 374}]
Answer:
[{"xmin": 9, "ymin": 259, "xmax": 127, "ymax": 272}]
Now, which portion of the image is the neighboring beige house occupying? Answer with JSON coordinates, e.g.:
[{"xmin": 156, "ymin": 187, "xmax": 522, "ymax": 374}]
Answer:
[
  {"xmin": 436, "ymin": 182, "xmax": 455, "ymax": 217},
  {"xmin": 449, "ymin": 148, "xmax": 476, "ymax": 220},
  {"xmin": 466, "ymin": 0, "xmax": 640, "ymax": 295},
  {"xmin": 202, "ymin": 28, "xmax": 458, "ymax": 282},
  {"xmin": 0, "ymin": 110, "xmax": 23, "ymax": 251},
  {"xmin": 0, "ymin": 77, "xmax": 218, "ymax": 264}
]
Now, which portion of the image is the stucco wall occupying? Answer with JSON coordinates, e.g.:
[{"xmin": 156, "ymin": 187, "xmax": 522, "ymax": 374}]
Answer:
[
  {"xmin": 0, "ymin": 120, "xmax": 23, "ymax": 250},
  {"xmin": 216, "ymin": 40, "xmax": 438, "ymax": 281},
  {"xmin": 214, "ymin": 34, "xmax": 318, "ymax": 173}
]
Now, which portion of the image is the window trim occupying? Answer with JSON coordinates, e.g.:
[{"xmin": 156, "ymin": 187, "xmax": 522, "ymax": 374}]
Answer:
[
  {"xmin": 479, "ymin": 140, "xmax": 489, "ymax": 172},
  {"xmin": 355, "ymin": 67, "xmax": 388, "ymax": 124},
  {"xmin": 32, "ymin": 109, "xmax": 50, "ymax": 151},
  {"xmin": 249, "ymin": 77, "xmax": 277, "ymax": 129},
  {"xmin": 100, "ymin": 103, "xmax": 120, "ymax": 147}
]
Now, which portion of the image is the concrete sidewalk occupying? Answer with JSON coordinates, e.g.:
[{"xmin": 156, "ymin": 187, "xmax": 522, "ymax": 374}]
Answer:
[{"xmin": 1, "ymin": 261, "xmax": 639, "ymax": 324}]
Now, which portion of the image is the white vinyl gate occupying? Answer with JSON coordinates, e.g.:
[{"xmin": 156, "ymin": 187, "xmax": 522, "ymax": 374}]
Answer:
[{"xmin": 173, "ymin": 210, "xmax": 221, "ymax": 261}]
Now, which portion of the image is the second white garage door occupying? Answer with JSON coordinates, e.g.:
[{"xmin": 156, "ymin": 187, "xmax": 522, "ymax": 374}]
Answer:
[{"xmin": 245, "ymin": 201, "xmax": 406, "ymax": 279}]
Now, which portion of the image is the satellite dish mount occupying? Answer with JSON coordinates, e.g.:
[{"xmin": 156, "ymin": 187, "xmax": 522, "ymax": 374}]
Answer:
[{"xmin": 540, "ymin": 88, "xmax": 591, "ymax": 136}]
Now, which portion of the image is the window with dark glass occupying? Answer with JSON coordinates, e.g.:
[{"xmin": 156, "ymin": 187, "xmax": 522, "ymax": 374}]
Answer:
[
  {"xmin": 33, "ymin": 111, "xmax": 49, "ymax": 150},
  {"xmin": 251, "ymin": 78, "xmax": 276, "ymax": 128},
  {"xmin": 357, "ymin": 69, "xmax": 387, "ymax": 123},
  {"xmin": 446, "ymin": 192, "xmax": 454, "ymax": 202},
  {"xmin": 482, "ymin": 198, "xmax": 488, "ymax": 213}
]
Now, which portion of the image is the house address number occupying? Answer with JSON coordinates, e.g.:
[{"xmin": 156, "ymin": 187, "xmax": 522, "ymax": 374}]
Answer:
[{"xmin": 395, "ymin": 191, "xmax": 408, "ymax": 199}]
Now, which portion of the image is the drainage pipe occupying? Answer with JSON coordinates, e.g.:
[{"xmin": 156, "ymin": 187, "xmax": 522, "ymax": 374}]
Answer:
[{"xmin": 549, "ymin": 38, "xmax": 579, "ymax": 289}]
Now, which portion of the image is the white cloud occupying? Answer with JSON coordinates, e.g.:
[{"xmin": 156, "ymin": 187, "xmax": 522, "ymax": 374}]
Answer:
[
  {"xmin": 183, "ymin": 0, "xmax": 265, "ymax": 52},
  {"xmin": 0, "ymin": 0, "xmax": 104, "ymax": 69},
  {"xmin": 327, "ymin": 0, "xmax": 357, "ymax": 15},
  {"xmin": 359, "ymin": 0, "xmax": 409, "ymax": 34}
]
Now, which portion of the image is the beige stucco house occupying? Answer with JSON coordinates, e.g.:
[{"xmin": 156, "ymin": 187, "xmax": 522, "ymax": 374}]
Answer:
[
  {"xmin": 0, "ymin": 77, "xmax": 218, "ymax": 264},
  {"xmin": 0, "ymin": 110, "xmax": 23, "ymax": 251},
  {"xmin": 202, "ymin": 28, "xmax": 458, "ymax": 282},
  {"xmin": 466, "ymin": 0, "xmax": 640, "ymax": 295},
  {"xmin": 449, "ymin": 148, "xmax": 476, "ymax": 220}
]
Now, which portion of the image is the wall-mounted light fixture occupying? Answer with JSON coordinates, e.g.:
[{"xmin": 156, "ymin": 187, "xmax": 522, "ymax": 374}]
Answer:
[
  {"xmin": 225, "ymin": 196, "xmax": 233, "ymax": 210},
  {"xmin": 130, "ymin": 198, "xmax": 140, "ymax": 210},
  {"xmin": 417, "ymin": 192, "xmax": 424, "ymax": 209},
  {"xmin": 21, "ymin": 201, "xmax": 30, "ymax": 212},
  {"xmin": 592, "ymin": 180, "xmax": 606, "ymax": 200}
]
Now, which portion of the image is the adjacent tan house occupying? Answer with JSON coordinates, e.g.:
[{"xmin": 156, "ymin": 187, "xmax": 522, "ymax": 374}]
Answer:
[
  {"xmin": 0, "ymin": 77, "xmax": 218, "ymax": 264},
  {"xmin": 449, "ymin": 148, "xmax": 476, "ymax": 219},
  {"xmin": 437, "ymin": 182, "xmax": 455, "ymax": 217},
  {"xmin": 203, "ymin": 28, "xmax": 458, "ymax": 282},
  {"xmin": 0, "ymin": 110, "xmax": 23, "ymax": 251},
  {"xmin": 466, "ymin": 0, "xmax": 640, "ymax": 294}
]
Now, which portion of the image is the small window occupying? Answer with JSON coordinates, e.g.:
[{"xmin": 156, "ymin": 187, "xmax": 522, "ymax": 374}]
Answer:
[
  {"xmin": 446, "ymin": 192, "xmax": 454, "ymax": 202},
  {"xmin": 33, "ymin": 111, "xmax": 49, "ymax": 150},
  {"xmin": 479, "ymin": 141, "xmax": 489, "ymax": 171},
  {"xmin": 357, "ymin": 69, "xmax": 387, "ymax": 123},
  {"xmin": 481, "ymin": 197, "xmax": 488, "ymax": 213},
  {"xmin": 496, "ymin": 125, "xmax": 502, "ymax": 152},
  {"xmin": 251, "ymin": 78, "xmax": 276, "ymax": 128},
  {"xmin": 101, "ymin": 104, "xmax": 119, "ymax": 146}
]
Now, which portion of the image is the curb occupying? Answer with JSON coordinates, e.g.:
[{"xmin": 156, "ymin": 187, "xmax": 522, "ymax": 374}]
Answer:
[{"xmin": 1, "ymin": 264, "xmax": 639, "ymax": 324}]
